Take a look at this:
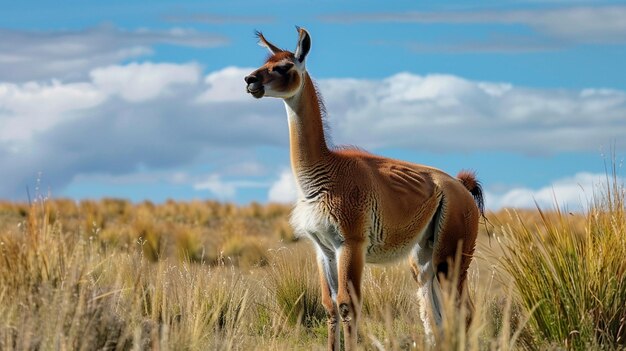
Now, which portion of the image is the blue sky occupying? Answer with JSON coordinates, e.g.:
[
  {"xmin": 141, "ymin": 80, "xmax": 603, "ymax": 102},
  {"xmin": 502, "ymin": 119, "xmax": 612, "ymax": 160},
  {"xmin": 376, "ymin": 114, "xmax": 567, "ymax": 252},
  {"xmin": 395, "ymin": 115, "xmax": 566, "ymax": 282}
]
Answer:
[{"xmin": 1, "ymin": 0, "xmax": 625, "ymax": 210}]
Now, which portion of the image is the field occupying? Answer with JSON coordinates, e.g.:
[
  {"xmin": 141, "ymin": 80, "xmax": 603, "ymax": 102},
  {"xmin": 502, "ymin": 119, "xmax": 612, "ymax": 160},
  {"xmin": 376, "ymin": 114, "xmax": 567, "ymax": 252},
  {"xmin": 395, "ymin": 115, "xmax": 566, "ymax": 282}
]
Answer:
[{"xmin": 0, "ymin": 177, "xmax": 624, "ymax": 350}]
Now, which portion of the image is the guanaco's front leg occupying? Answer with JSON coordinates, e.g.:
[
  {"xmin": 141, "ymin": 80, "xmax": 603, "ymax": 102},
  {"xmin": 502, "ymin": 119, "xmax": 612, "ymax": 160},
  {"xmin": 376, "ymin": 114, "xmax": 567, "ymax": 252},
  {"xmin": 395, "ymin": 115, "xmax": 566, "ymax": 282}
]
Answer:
[
  {"xmin": 336, "ymin": 239, "xmax": 365, "ymax": 351},
  {"xmin": 317, "ymin": 253, "xmax": 340, "ymax": 350}
]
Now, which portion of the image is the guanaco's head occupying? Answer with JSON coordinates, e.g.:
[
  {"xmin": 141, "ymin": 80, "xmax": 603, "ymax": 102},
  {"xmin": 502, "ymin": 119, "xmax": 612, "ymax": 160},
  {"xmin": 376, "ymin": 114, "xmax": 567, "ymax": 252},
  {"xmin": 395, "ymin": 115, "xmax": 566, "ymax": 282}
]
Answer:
[{"xmin": 245, "ymin": 27, "xmax": 311, "ymax": 99}]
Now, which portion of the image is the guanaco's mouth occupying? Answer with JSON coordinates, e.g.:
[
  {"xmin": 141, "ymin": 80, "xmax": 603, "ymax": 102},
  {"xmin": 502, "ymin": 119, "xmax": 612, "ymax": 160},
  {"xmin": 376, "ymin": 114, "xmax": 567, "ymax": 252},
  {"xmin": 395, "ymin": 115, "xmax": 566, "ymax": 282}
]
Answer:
[{"xmin": 246, "ymin": 85, "xmax": 265, "ymax": 99}]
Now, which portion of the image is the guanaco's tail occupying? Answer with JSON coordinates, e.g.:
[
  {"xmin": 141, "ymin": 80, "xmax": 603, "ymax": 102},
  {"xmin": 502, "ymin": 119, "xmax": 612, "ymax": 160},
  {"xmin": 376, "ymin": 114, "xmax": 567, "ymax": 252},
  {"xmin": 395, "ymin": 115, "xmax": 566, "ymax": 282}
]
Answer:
[{"xmin": 457, "ymin": 170, "xmax": 485, "ymax": 217}]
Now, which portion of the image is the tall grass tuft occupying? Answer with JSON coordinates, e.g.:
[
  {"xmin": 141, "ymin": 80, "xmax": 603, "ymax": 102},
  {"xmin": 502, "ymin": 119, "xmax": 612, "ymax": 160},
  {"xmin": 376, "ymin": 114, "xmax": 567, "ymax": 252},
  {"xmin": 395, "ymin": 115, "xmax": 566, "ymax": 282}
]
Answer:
[
  {"xmin": 265, "ymin": 246, "xmax": 326, "ymax": 329},
  {"xmin": 499, "ymin": 169, "xmax": 626, "ymax": 349}
]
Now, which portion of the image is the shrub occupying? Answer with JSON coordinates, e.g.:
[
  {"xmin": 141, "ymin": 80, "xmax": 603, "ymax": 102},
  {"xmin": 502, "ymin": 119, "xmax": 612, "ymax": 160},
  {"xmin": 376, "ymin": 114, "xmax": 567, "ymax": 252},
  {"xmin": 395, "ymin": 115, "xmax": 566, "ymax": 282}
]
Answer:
[{"xmin": 499, "ymin": 171, "xmax": 626, "ymax": 349}]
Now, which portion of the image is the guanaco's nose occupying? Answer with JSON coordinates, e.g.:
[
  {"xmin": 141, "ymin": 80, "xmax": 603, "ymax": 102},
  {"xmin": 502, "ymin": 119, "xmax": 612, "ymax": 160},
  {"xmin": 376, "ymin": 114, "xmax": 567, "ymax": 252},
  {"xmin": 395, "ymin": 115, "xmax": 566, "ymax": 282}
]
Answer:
[{"xmin": 244, "ymin": 75, "xmax": 258, "ymax": 84}]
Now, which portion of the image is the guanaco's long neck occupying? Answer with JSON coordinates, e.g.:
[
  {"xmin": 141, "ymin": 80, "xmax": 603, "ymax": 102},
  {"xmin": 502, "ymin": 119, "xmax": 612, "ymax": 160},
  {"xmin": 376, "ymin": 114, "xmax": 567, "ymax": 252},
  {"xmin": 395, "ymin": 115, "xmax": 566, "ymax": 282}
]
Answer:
[{"xmin": 284, "ymin": 73, "xmax": 330, "ymax": 176}]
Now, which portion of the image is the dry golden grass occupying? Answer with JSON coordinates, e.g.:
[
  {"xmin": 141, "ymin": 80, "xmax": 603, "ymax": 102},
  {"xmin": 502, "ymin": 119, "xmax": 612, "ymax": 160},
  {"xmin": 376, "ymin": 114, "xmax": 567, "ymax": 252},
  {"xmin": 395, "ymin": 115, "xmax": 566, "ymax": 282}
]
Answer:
[{"xmin": 0, "ymin": 178, "xmax": 624, "ymax": 350}]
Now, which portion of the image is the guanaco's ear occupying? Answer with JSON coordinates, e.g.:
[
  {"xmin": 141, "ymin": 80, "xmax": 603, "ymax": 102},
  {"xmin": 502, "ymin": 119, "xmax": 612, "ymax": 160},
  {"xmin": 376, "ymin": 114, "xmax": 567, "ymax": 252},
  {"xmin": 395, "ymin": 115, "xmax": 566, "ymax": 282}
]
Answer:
[
  {"xmin": 294, "ymin": 26, "xmax": 311, "ymax": 64},
  {"xmin": 255, "ymin": 30, "xmax": 282, "ymax": 55}
]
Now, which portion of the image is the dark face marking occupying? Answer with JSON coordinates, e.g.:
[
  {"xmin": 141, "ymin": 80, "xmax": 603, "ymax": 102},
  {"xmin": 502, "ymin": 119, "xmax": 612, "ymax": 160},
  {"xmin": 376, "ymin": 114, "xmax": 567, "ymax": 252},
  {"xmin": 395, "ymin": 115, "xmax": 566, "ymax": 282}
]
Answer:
[
  {"xmin": 272, "ymin": 62, "xmax": 294, "ymax": 75},
  {"xmin": 270, "ymin": 70, "xmax": 299, "ymax": 93}
]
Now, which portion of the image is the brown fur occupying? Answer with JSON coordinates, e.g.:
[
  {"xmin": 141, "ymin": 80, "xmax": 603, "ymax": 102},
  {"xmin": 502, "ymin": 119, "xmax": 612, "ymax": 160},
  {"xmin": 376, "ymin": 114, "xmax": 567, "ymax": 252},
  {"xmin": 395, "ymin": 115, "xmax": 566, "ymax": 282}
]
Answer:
[
  {"xmin": 265, "ymin": 51, "xmax": 294, "ymax": 63},
  {"xmin": 245, "ymin": 28, "xmax": 483, "ymax": 350},
  {"xmin": 457, "ymin": 170, "xmax": 479, "ymax": 192}
]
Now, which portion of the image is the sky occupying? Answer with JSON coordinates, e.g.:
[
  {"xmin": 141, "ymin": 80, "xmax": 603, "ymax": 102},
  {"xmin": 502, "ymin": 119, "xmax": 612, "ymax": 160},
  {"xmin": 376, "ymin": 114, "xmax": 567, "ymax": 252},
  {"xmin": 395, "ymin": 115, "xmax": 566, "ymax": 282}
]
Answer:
[{"xmin": 1, "ymin": 0, "xmax": 625, "ymax": 211}]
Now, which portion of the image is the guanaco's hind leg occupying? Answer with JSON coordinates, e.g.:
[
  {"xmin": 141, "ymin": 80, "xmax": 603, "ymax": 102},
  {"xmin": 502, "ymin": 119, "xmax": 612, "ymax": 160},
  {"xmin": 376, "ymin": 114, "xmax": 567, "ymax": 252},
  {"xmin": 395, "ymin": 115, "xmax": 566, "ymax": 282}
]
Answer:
[
  {"xmin": 410, "ymin": 189, "xmax": 479, "ymax": 341},
  {"xmin": 431, "ymin": 190, "xmax": 478, "ymax": 323},
  {"xmin": 410, "ymin": 237, "xmax": 442, "ymax": 341}
]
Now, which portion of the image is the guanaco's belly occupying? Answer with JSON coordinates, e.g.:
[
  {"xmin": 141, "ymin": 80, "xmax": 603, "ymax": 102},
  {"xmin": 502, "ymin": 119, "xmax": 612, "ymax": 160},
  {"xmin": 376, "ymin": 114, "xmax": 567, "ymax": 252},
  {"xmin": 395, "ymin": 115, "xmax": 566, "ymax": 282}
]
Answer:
[
  {"xmin": 291, "ymin": 197, "xmax": 435, "ymax": 263},
  {"xmin": 365, "ymin": 225, "xmax": 431, "ymax": 264}
]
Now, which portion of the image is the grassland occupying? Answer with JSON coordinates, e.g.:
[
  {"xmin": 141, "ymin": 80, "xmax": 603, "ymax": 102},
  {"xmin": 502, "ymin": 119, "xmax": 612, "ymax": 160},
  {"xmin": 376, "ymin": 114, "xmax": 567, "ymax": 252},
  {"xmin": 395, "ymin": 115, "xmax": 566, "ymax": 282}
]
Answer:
[{"xmin": 0, "ymin": 177, "xmax": 624, "ymax": 350}]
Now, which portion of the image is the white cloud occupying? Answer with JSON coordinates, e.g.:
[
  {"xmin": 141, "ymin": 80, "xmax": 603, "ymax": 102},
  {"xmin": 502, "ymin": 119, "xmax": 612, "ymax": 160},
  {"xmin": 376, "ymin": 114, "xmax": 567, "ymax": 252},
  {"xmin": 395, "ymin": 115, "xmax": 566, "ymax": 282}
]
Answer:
[
  {"xmin": 268, "ymin": 170, "xmax": 298, "ymax": 203},
  {"xmin": 0, "ymin": 25, "xmax": 227, "ymax": 82},
  {"xmin": 486, "ymin": 172, "xmax": 620, "ymax": 211},
  {"xmin": 196, "ymin": 66, "xmax": 255, "ymax": 103},
  {"xmin": 0, "ymin": 62, "xmax": 203, "ymax": 144},
  {"xmin": 194, "ymin": 174, "xmax": 269, "ymax": 200},
  {"xmin": 91, "ymin": 62, "xmax": 201, "ymax": 102},
  {"xmin": 321, "ymin": 73, "xmax": 626, "ymax": 153},
  {"xmin": 0, "ymin": 80, "xmax": 106, "ymax": 142},
  {"xmin": 194, "ymin": 174, "xmax": 237, "ymax": 199}
]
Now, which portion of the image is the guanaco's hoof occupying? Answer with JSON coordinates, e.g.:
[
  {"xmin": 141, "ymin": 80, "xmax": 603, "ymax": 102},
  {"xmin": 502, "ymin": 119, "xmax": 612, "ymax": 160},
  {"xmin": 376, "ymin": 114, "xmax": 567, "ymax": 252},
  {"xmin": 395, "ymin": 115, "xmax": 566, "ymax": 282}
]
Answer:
[{"xmin": 339, "ymin": 303, "xmax": 351, "ymax": 321}]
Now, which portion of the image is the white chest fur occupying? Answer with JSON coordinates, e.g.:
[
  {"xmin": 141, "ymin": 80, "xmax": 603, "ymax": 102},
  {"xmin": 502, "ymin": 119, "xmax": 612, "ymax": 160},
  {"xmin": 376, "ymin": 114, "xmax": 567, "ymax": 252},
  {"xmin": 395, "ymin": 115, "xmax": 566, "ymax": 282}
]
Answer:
[{"xmin": 290, "ymin": 199, "xmax": 344, "ymax": 253}]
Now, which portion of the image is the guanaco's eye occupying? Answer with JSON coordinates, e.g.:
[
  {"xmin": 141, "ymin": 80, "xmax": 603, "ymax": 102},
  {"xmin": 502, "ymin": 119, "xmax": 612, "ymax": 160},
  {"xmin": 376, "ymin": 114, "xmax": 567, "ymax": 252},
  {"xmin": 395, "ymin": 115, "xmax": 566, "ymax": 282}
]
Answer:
[{"xmin": 273, "ymin": 63, "xmax": 293, "ymax": 74}]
